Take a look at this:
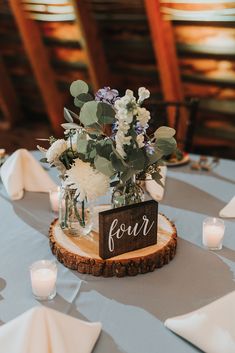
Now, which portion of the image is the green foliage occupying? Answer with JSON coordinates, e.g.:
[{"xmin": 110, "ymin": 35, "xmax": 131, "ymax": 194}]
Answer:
[
  {"xmin": 74, "ymin": 93, "xmax": 93, "ymax": 108},
  {"xmin": 77, "ymin": 139, "xmax": 89, "ymax": 154},
  {"xmin": 79, "ymin": 101, "xmax": 99, "ymax": 126},
  {"xmin": 154, "ymin": 126, "xmax": 175, "ymax": 139},
  {"xmin": 155, "ymin": 137, "xmax": 177, "ymax": 156},
  {"xmin": 151, "ymin": 170, "xmax": 164, "ymax": 188},
  {"xmin": 97, "ymin": 102, "xmax": 116, "ymax": 124},
  {"xmin": 64, "ymin": 107, "xmax": 74, "ymax": 123},
  {"xmin": 70, "ymin": 80, "xmax": 89, "ymax": 97},
  {"xmin": 110, "ymin": 152, "xmax": 126, "ymax": 172},
  {"xmin": 128, "ymin": 149, "xmax": 145, "ymax": 171},
  {"xmin": 120, "ymin": 168, "xmax": 135, "ymax": 183},
  {"xmin": 147, "ymin": 148, "xmax": 164, "ymax": 165},
  {"xmin": 40, "ymin": 157, "xmax": 48, "ymax": 163},
  {"xmin": 96, "ymin": 139, "xmax": 113, "ymax": 159},
  {"xmin": 42, "ymin": 79, "xmax": 180, "ymax": 189},
  {"xmin": 94, "ymin": 155, "xmax": 115, "ymax": 177},
  {"xmin": 61, "ymin": 122, "xmax": 81, "ymax": 130}
]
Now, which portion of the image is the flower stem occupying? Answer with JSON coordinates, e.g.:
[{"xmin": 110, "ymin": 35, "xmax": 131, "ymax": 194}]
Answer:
[{"xmin": 73, "ymin": 200, "xmax": 85, "ymax": 227}]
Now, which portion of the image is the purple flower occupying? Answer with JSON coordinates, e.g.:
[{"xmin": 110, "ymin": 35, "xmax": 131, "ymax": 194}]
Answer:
[
  {"xmin": 135, "ymin": 121, "xmax": 148, "ymax": 134},
  {"xmin": 95, "ymin": 87, "xmax": 119, "ymax": 105},
  {"xmin": 145, "ymin": 142, "xmax": 155, "ymax": 155}
]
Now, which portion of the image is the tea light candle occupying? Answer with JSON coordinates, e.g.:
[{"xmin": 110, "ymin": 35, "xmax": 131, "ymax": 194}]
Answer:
[
  {"xmin": 49, "ymin": 187, "xmax": 60, "ymax": 213},
  {"xmin": 203, "ymin": 217, "xmax": 225, "ymax": 250},
  {"xmin": 30, "ymin": 260, "xmax": 57, "ymax": 300},
  {"xmin": 0, "ymin": 149, "xmax": 6, "ymax": 157}
]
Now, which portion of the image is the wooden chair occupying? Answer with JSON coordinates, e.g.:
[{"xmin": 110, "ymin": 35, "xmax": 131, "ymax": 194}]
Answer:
[{"xmin": 148, "ymin": 98, "xmax": 200, "ymax": 152}]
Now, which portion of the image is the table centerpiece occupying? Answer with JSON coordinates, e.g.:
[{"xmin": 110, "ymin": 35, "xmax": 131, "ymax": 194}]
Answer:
[{"xmin": 39, "ymin": 80, "xmax": 177, "ymax": 237}]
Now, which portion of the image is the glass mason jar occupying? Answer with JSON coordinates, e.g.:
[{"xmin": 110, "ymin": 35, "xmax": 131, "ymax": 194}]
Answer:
[
  {"xmin": 59, "ymin": 186, "xmax": 93, "ymax": 237},
  {"xmin": 111, "ymin": 175, "xmax": 144, "ymax": 208}
]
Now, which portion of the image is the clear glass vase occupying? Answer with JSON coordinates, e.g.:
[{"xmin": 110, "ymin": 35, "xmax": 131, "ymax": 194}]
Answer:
[
  {"xmin": 59, "ymin": 186, "xmax": 93, "ymax": 237},
  {"xmin": 111, "ymin": 175, "xmax": 144, "ymax": 208}
]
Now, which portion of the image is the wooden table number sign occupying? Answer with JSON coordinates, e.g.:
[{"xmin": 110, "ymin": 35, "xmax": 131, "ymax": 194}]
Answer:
[{"xmin": 99, "ymin": 200, "xmax": 158, "ymax": 259}]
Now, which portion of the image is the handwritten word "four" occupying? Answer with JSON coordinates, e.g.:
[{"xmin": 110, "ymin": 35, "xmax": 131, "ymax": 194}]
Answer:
[{"xmin": 108, "ymin": 215, "xmax": 154, "ymax": 252}]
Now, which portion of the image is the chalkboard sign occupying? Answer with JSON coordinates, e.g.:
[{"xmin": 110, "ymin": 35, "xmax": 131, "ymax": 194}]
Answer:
[{"xmin": 99, "ymin": 200, "xmax": 158, "ymax": 259}]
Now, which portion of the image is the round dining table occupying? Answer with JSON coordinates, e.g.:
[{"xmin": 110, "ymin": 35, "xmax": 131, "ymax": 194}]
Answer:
[{"xmin": 0, "ymin": 151, "xmax": 234, "ymax": 352}]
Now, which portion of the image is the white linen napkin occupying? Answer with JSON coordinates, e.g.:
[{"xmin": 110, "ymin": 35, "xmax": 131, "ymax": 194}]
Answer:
[
  {"xmin": 219, "ymin": 196, "xmax": 235, "ymax": 218},
  {"xmin": 0, "ymin": 306, "xmax": 102, "ymax": 353},
  {"xmin": 144, "ymin": 166, "xmax": 167, "ymax": 201},
  {"xmin": 0, "ymin": 149, "xmax": 57, "ymax": 200},
  {"xmin": 165, "ymin": 290, "xmax": 235, "ymax": 353}
]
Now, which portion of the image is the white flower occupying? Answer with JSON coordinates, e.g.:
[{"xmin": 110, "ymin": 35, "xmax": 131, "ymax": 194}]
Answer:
[
  {"xmin": 125, "ymin": 89, "xmax": 134, "ymax": 98},
  {"xmin": 138, "ymin": 87, "xmax": 150, "ymax": 103},
  {"xmin": 136, "ymin": 134, "xmax": 145, "ymax": 148},
  {"xmin": 46, "ymin": 139, "xmax": 67, "ymax": 163},
  {"xmin": 136, "ymin": 107, "xmax": 151, "ymax": 127},
  {"xmin": 116, "ymin": 143, "xmax": 126, "ymax": 159},
  {"xmin": 118, "ymin": 120, "xmax": 130, "ymax": 133},
  {"xmin": 65, "ymin": 159, "xmax": 109, "ymax": 201}
]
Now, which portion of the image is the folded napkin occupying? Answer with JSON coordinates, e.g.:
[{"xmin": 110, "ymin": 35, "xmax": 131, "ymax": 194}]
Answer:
[
  {"xmin": 165, "ymin": 290, "xmax": 235, "ymax": 353},
  {"xmin": 219, "ymin": 196, "xmax": 235, "ymax": 218},
  {"xmin": 144, "ymin": 166, "xmax": 167, "ymax": 201},
  {"xmin": 0, "ymin": 149, "xmax": 57, "ymax": 200},
  {"xmin": 0, "ymin": 306, "xmax": 102, "ymax": 353}
]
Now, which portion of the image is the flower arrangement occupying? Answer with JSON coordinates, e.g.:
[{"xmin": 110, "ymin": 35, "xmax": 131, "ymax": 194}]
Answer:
[
  {"xmin": 40, "ymin": 80, "xmax": 176, "ymax": 199},
  {"xmin": 39, "ymin": 80, "xmax": 177, "ymax": 233}
]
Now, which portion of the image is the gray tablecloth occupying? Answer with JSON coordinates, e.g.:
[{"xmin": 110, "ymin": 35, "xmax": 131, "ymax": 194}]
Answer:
[{"xmin": 0, "ymin": 152, "xmax": 235, "ymax": 353}]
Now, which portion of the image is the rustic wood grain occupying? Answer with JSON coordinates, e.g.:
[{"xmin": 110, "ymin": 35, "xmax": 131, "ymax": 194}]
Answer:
[
  {"xmin": 8, "ymin": 0, "xmax": 65, "ymax": 136},
  {"xmin": 144, "ymin": 0, "xmax": 188, "ymax": 150},
  {"xmin": 49, "ymin": 213, "xmax": 177, "ymax": 277}
]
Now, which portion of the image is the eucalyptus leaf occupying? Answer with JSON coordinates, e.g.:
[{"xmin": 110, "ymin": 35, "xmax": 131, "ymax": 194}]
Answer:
[
  {"xmin": 64, "ymin": 107, "xmax": 74, "ymax": 123},
  {"xmin": 128, "ymin": 149, "xmax": 145, "ymax": 171},
  {"xmin": 61, "ymin": 122, "xmax": 80, "ymax": 130},
  {"xmin": 74, "ymin": 93, "xmax": 93, "ymax": 108},
  {"xmin": 94, "ymin": 155, "xmax": 115, "ymax": 177},
  {"xmin": 154, "ymin": 126, "xmax": 176, "ymax": 139},
  {"xmin": 77, "ymin": 139, "xmax": 89, "ymax": 154},
  {"xmin": 86, "ymin": 123, "xmax": 102, "ymax": 136},
  {"xmin": 151, "ymin": 171, "xmax": 164, "ymax": 188},
  {"xmin": 96, "ymin": 140, "xmax": 113, "ymax": 159},
  {"xmin": 79, "ymin": 101, "xmax": 99, "ymax": 126},
  {"xmin": 111, "ymin": 145, "xmax": 129, "ymax": 166},
  {"xmin": 110, "ymin": 152, "xmax": 126, "ymax": 172},
  {"xmin": 40, "ymin": 157, "xmax": 48, "ymax": 163},
  {"xmin": 97, "ymin": 102, "xmax": 116, "ymax": 124},
  {"xmin": 120, "ymin": 168, "xmax": 135, "ymax": 183},
  {"xmin": 88, "ymin": 149, "xmax": 96, "ymax": 159},
  {"xmin": 155, "ymin": 137, "xmax": 177, "ymax": 155},
  {"xmin": 147, "ymin": 148, "xmax": 164, "ymax": 165},
  {"xmin": 67, "ymin": 109, "xmax": 80, "ymax": 121},
  {"xmin": 70, "ymin": 80, "xmax": 89, "ymax": 97}
]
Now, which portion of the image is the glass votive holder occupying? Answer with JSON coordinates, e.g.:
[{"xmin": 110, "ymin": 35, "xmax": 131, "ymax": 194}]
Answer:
[
  {"xmin": 202, "ymin": 217, "xmax": 225, "ymax": 250},
  {"xmin": 49, "ymin": 187, "xmax": 60, "ymax": 213},
  {"xmin": 30, "ymin": 260, "xmax": 57, "ymax": 301}
]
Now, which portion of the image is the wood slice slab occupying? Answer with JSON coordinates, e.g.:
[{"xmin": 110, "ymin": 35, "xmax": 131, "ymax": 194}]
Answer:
[{"xmin": 49, "ymin": 213, "xmax": 177, "ymax": 277}]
